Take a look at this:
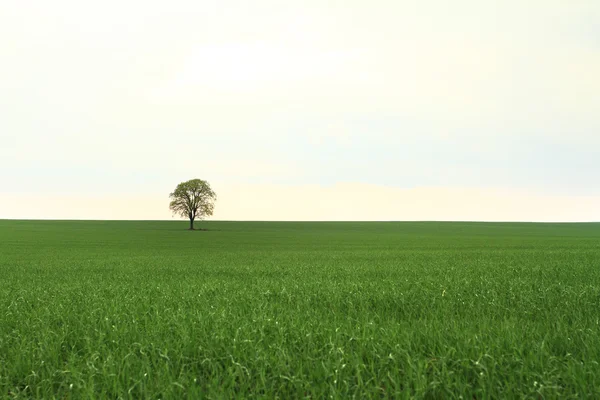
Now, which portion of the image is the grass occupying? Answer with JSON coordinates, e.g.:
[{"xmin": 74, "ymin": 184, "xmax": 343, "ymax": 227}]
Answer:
[{"xmin": 1, "ymin": 220, "xmax": 599, "ymax": 398}]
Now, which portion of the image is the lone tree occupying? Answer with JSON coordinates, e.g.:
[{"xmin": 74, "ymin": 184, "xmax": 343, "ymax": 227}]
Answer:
[{"xmin": 169, "ymin": 179, "xmax": 217, "ymax": 230}]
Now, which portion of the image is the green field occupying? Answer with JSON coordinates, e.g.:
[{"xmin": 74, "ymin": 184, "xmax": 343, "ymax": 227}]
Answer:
[{"xmin": 1, "ymin": 220, "xmax": 599, "ymax": 398}]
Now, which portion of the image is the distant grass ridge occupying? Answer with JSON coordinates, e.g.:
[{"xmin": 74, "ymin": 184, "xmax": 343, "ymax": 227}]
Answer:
[{"xmin": 1, "ymin": 220, "xmax": 599, "ymax": 398}]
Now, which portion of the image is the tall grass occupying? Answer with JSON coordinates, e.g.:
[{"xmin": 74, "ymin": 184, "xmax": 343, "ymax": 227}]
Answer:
[{"xmin": 1, "ymin": 220, "xmax": 599, "ymax": 398}]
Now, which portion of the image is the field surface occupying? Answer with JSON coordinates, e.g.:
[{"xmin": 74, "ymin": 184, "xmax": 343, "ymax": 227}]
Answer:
[{"xmin": 1, "ymin": 220, "xmax": 600, "ymax": 398}]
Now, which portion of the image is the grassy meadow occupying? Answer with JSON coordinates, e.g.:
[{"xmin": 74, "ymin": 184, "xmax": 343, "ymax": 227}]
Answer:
[{"xmin": 1, "ymin": 220, "xmax": 599, "ymax": 398}]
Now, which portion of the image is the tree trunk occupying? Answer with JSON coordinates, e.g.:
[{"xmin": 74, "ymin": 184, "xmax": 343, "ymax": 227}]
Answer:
[{"xmin": 189, "ymin": 217, "xmax": 195, "ymax": 230}]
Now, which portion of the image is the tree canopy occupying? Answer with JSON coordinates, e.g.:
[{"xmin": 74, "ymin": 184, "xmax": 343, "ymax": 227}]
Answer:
[{"xmin": 169, "ymin": 179, "xmax": 216, "ymax": 230}]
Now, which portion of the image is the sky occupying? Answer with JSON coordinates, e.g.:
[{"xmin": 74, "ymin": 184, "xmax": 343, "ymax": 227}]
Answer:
[{"xmin": 1, "ymin": 0, "xmax": 599, "ymax": 221}]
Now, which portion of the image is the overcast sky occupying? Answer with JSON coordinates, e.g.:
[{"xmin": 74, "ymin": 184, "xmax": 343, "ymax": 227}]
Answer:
[{"xmin": 1, "ymin": 0, "xmax": 599, "ymax": 221}]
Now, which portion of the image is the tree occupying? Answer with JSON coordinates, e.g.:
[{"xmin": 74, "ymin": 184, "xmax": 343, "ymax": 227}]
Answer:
[{"xmin": 169, "ymin": 179, "xmax": 217, "ymax": 230}]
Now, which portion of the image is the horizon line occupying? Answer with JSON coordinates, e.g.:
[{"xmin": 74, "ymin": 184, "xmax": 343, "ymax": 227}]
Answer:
[{"xmin": 1, "ymin": 219, "xmax": 599, "ymax": 224}]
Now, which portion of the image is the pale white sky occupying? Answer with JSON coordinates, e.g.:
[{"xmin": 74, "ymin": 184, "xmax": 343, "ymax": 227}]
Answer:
[{"xmin": 1, "ymin": 0, "xmax": 599, "ymax": 221}]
